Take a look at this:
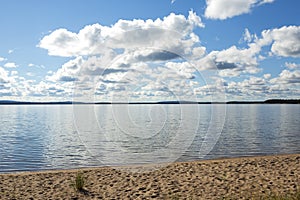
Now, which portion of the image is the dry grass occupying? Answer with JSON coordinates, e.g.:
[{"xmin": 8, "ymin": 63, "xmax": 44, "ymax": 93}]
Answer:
[{"xmin": 72, "ymin": 172, "xmax": 85, "ymax": 192}]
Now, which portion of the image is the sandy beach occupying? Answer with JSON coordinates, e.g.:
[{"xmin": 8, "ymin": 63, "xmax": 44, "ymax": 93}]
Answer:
[{"xmin": 0, "ymin": 154, "xmax": 299, "ymax": 199}]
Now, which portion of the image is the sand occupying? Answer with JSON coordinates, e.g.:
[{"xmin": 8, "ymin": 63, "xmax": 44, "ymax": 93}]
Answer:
[{"xmin": 0, "ymin": 154, "xmax": 299, "ymax": 199}]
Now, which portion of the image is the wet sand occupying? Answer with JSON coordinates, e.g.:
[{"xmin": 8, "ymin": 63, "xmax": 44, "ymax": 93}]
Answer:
[{"xmin": 0, "ymin": 154, "xmax": 299, "ymax": 199}]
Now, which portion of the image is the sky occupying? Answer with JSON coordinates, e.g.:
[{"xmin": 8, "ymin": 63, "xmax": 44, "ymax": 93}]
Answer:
[{"xmin": 0, "ymin": 0, "xmax": 299, "ymax": 102}]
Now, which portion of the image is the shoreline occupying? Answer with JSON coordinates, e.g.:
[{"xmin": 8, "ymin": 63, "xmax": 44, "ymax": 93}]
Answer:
[
  {"xmin": 0, "ymin": 154, "xmax": 299, "ymax": 199},
  {"xmin": 1, "ymin": 153, "xmax": 298, "ymax": 175}
]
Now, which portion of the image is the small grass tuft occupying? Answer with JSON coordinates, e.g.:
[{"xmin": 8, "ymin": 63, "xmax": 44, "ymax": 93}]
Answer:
[{"xmin": 73, "ymin": 172, "xmax": 85, "ymax": 192}]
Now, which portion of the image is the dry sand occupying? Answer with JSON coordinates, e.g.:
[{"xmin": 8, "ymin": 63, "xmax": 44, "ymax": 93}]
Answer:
[{"xmin": 0, "ymin": 154, "xmax": 299, "ymax": 199}]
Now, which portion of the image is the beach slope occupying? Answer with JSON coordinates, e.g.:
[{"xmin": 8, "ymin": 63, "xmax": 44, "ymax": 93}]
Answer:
[{"xmin": 0, "ymin": 154, "xmax": 299, "ymax": 199}]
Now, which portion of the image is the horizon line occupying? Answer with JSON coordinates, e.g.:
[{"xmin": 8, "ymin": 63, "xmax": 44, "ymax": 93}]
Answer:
[{"xmin": 0, "ymin": 99, "xmax": 299, "ymax": 105}]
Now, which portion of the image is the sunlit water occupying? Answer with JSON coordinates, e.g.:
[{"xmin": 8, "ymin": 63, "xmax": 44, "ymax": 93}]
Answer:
[{"xmin": 0, "ymin": 104, "xmax": 299, "ymax": 173}]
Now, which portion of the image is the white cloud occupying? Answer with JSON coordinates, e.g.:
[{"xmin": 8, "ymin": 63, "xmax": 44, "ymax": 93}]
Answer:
[
  {"xmin": 165, "ymin": 62, "xmax": 196, "ymax": 79},
  {"xmin": 39, "ymin": 11, "xmax": 204, "ymax": 57},
  {"xmin": 4, "ymin": 62, "xmax": 18, "ymax": 68},
  {"xmin": 267, "ymin": 26, "xmax": 300, "ymax": 57},
  {"xmin": 28, "ymin": 63, "xmax": 45, "ymax": 69},
  {"xmin": 0, "ymin": 67, "xmax": 10, "ymax": 83},
  {"xmin": 249, "ymin": 26, "xmax": 300, "ymax": 58},
  {"xmin": 214, "ymin": 46, "xmax": 258, "ymax": 67},
  {"xmin": 270, "ymin": 70, "xmax": 300, "ymax": 84},
  {"xmin": 0, "ymin": 67, "xmax": 22, "ymax": 97},
  {"xmin": 36, "ymin": 11, "xmax": 213, "ymax": 102},
  {"xmin": 194, "ymin": 45, "xmax": 260, "ymax": 76},
  {"xmin": 26, "ymin": 72, "xmax": 35, "ymax": 77},
  {"xmin": 191, "ymin": 46, "xmax": 206, "ymax": 58},
  {"xmin": 258, "ymin": 0, "xmax": 275, "ymax": 5},
  {"xmin": 40, "ymin": 11, "xmax": 208, "ymax": 101},
  {"xmin": 204, "ymin": 0, "xmax": 275, "ymax": 20},
  {"xmin": 38, "ymin": 25, "xmax": 105, "ymax": 57},
  {"xmin": 222, "ymin": 73, "xmax": 298, "ymax": 100},
  {"xmin": 46, "ymin": 56, "xmax": 83, "ymax": 82},
  {"xmin": 263, "ymin": 73, "xmax": 271, "ymax": 79},
  {"xmin": 193, "ymin": 25, "xmax": 300, "ymax": 77},
  {"xmin": 28, "ymin": 63, "xmax": 46, "ymax": 69},
  {"xmin": 243, "ymin": 28, "xmax": 252, "ymax": 43},
  {"xmin": 231, "ymin": 77, "xmax": 270, "ymax": 97},
  {"xmin": 33, "ymin": 12, "xmax": 300, "ymax": 102},
  {"xmin": 0, "ymin": 57, "xmax": 6, "ymax": 62},
  {"xmin": 285, "ymin": 62, "xmax": 300, "ymax": 69},
  {"xmin": 244, "ymin": 76, "xmax": 267, "ymax": 86},
  {"xmin": 11, "ymin": 71, "xmax": 18, "ymax": 76},
  {"xmin": 19, "ymin": 80, "xmax": 72, "ymax": 99},
  {"xmin": 240, "ymin": 28, "xmax": 258, "ymax": 43},
  {"xmin": 191, "ymin": 68, "xmax": 300, "ymax": 101}
]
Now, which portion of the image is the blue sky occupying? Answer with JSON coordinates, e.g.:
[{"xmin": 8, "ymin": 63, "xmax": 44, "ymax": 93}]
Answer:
[{"xmin": 0, "ymin": 0, "xmax": 299, "ymax": 102}]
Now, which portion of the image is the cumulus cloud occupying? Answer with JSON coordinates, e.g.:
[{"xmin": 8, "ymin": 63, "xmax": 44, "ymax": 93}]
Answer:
[
  {"xmin": 247, "ymin": 26, "xmax": 300, "ymax": 58},
  {"xmin": 196, "ymin": 72, "xmax": 299, "ymax": 100},
  {"xmin": 191, "ymin": 46, "xmax": 206, "ymax": 58},
  {"xmin": 4, "ymin": 62, "xmax": 18, "ymax": 68},
  {"xmin": 136, "ymin": 50, "xmax": 180, "ymax": 62},
  {"xmin": 0, "ymin": 57, "xmax": 6, "ymax": 62},
  {"xmin": 228, "ymin": 76, "xmax": 270, "ymax": 97},
  {"xmin": 46, "ymin": 56, "xmax": 83, "ymax": 82},
  {"xmin": 39, "ymin": 10, "xmax": 208, "ymax": 102},
  {"xmin": 240, "ymin": 28, "xmax": 258, "ymax": 43},
  {"xmin": 263, "ymin": 73, "xmax": 271, "ymax": 79},
  {"xmin": 191, "ymin": 25, "xmax": 300, "ymax": 77},
  {"xmin": 39, "ymin": 11, "xmax": 204, "ymax": 57},
  {"xmin": 28, "ymin": 63, "xmax": 45, "ymax": 69},
  {"xmin": 38, "ymin": 25, "xmax": 105, "ymax": 57},
  {"xmin": 165, "ymin": 62, "xmax": 196, "ymax": 79},
  {"xmin": 0, "ymin": 67, "xmax": 10, "ymax": 83},
  {"xmin": 0, "ymin": 67, "xmax": 23, "ymax": 97},
  {"xmin": 115, "ymin": 49, "xmax": 180, "ymax": 65},
  {"xmin": 21, "ymin": 80, "xmax": 73, "ymax": 99},
  {"xmin": 26, "ymin": 72, "xmax": 35, "ymax": 77},
  {"xmin": 47, "ymin": 51, "xmax": 126, "ymax": 84},
  {"xmin": 33, "ymin": 11, "xmax": 300, "ymax": 102},
  {"xmin": 0, "ymin": 64, "xmax": 77, "ymax": 100},
  {"xmin": 285, "ymin": 62, "xmax": 300, "ymax": 69},
  {"xmin": 215, "ymin": 62, "xmax": 238, "ymax": 70},
  {"xmin": 271, "ymin": 70, "xmax": 300, "ymax": 84},
  {"xmin": 266, "ymin": 26, "xmax": 300, "ymax": 57},
  {"xmin": 194, "ymin": 45, "xmax": 260, "ymax": 76},
  {"xmin": 204, "ymin": 0, "xmax": 275, "ymax": 20}
]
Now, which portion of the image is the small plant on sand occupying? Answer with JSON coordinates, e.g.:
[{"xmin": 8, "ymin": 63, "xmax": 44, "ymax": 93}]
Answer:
[{"xmin": 72, "ymin": 172, "xmax": 85, "ymax": 192}]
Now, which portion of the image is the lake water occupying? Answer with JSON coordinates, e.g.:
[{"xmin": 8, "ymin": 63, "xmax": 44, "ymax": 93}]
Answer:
[{"xmin": 0, "ymin": 104, "xmax": 299, "ymax": 173}]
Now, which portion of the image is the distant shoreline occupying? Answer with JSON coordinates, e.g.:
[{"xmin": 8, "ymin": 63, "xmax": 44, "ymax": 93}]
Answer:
[{"xmin": 0, "ymin": 99, "xmax": 299, "ymax": 105}]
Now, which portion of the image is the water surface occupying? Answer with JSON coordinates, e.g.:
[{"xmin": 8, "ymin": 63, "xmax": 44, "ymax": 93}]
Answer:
[{"xmin": 0, "ymin": 104, "xmax": 299, "ymax": 173}]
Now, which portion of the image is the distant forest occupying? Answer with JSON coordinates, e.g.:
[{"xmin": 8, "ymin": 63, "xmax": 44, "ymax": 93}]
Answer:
[
  {"xmin": 0, "ymin": 99, "xmax": 299, "ymax": 104},
  {"xmin": 226, "ymin": 99, "xmax": 300, "ymax": 104}
]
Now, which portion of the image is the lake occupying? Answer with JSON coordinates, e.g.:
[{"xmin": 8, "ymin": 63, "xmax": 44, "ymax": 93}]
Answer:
[{"xmin": 0, "ymin": 104, "xmax": 299, "ymax": 173}]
